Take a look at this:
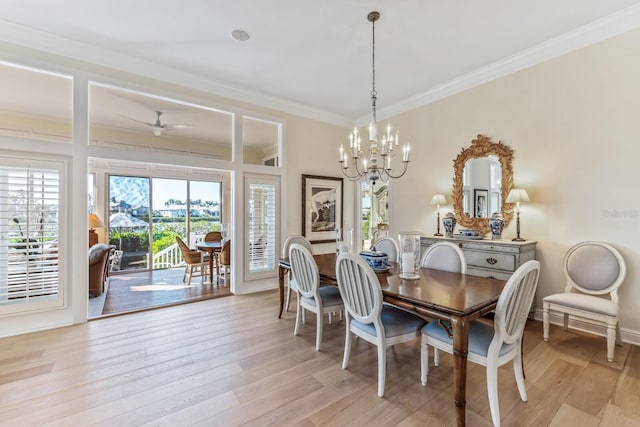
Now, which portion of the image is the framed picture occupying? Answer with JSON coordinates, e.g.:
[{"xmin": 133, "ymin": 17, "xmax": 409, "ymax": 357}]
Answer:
[
  {"xmin": 302, "ymin": 174, "xmax": 343, "ymax": 243},
  {"xmin": 474, "ymin": 188, "xmax": 488, "ymax": 218}
]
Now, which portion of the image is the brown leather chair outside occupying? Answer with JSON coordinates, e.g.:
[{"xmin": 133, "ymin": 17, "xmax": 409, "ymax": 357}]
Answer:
[{"xmin": 89, "ymin": 243, "xmax": 115, "ymax": 297}]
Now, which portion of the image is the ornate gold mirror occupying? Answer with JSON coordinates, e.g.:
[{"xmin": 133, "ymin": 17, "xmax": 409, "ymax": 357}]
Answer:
[{"xmin": 452, "ymin": 135, "xmax": 514, "ymax": 234}]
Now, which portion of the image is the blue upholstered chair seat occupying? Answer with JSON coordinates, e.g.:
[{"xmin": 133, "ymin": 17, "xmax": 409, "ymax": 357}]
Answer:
[
  {"xmin": 352, "ymin": 305, "xmax": 427, "ymax": 338},
  {"xmin": 300, "ymin": 285, "xmax": 343, "ymax": 308},
  {"xmin": 422, "ymin": 320, "xmax": 517, "ymax": 358}
]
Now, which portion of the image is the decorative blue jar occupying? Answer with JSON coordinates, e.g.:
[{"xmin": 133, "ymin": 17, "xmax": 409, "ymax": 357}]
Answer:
[
  {"xmin": 489, "ymin": 212, "xmax": 505, "ymax": 240},
  {"xmin": 442, "ymin": 212, "xmax": 457, "ymax": 238}
]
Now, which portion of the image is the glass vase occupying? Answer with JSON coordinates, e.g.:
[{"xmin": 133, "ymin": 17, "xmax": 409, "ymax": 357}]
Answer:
[
  {"xmin": 398, "ymin": 231, "xmax": 421, "ymax": 279},
  {"xmin": 336, "ymin": 228, "xmax": 353, "ymax": 254}
]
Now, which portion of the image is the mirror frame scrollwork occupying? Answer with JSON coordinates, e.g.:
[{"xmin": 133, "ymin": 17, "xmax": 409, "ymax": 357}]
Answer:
[{"xmin": 452, "ymin": 134, "xmax": 514, "ymax": 235}]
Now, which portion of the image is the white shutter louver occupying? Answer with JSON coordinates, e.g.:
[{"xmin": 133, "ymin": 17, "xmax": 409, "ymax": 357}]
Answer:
[
  {"xmin": 0, "ymin": 163, "xmax": 61, "ymax": 306},
  {"xmin": 245, "ymin": 175, "xmax": 279, "ymax": 280}
]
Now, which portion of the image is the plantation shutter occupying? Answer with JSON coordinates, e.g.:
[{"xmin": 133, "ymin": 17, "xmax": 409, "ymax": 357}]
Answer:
[
  {"xmin": 245, "ymin": 175, "xmax": 279, "ymax": 280},
  {"xmin": 0, "ymin": 160, "xmax": 63, "ymax": 310}
]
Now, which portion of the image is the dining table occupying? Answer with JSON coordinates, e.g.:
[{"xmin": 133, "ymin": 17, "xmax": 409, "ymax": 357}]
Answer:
[
  {"xmin": 278, "ymin": 252, "xmax": 507, "ymax": 427},
  {"xmin": 196, "ymin": 241, "xmax": 223, "ymax": 283}
]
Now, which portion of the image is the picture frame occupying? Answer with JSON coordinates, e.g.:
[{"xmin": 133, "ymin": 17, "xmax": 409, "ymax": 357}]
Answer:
[
  {"xmin": 302, "ymin": 174, "xmax": 343, "ymax": 243},
  {"xmin": 474, "ymin": 188, "xmax": 488, "ymax": 218}
]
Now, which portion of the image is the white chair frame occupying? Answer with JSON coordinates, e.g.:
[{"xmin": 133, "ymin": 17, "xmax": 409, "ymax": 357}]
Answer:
[
  {"xmin": 543, "ymin": 241, "xmax": 626, "ymax": 362},
  {"xmin": 282, "ymin": 235, "xmax": 313, "ymax": 312},
  {"xmin": 371, "ymin": 236, "xmax": 400, "ymax": 263},
  {"xmin": 420, "ymin": 241, "xmax": 467, "ymax": 274},
  {"xmin": 289, "ymin": 243, "xmax": 344, "ymax": 351},
  {"xmin": 421, "ymin": 260, "xmax": 541, "ymax": 427},
  {"xmin": 337, "ymin": 252, "xmax": 426, "ymax": 397}
]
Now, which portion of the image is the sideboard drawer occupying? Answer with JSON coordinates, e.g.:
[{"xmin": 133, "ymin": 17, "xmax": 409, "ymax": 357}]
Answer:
[
  {"xmin": 420, "ymin": 236, "xmax": 537, "ymax": 280},
  {"xmin": 464, "ymin": 250, "xmax": 516, "ymax": 272}
]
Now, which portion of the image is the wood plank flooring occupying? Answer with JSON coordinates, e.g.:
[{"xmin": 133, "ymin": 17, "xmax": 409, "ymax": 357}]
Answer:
[
  {"xmin": 93, "ymin": 268, "xmax": 231, "ymax": 317},
  {"xmin": 1, "ymin": 290, "xmax": 638, "ymax": 426}
]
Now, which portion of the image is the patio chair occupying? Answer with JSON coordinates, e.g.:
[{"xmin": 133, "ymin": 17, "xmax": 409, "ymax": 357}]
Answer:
[
  {"xmin": 204, "ymin": 231, "xmax": 223, "ymax": 242},
  {"xmin": 219, "ymin": 239, "xmax": 231, "ymax": 286},
  {"xmin": 176, "ymin": 236, "xmax": 208, "ymax": 285}
]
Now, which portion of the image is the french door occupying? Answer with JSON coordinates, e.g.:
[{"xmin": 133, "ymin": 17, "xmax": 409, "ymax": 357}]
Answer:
[{"xmin": 108, "ymin": 175, "xmax": 221, "ymax": 272}]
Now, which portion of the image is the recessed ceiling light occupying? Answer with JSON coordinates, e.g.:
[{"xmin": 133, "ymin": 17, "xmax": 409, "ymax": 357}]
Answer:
[{"xmin": 231, "ymin": 29, "xmax": 250, "ymax": 42}]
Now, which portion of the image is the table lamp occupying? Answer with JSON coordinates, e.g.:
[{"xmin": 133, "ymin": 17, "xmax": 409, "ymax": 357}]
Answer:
[
  {"xmin": 430, "ymin": 194, "xmax": 447, "ymax": 236},
  {"xmin": 88, "ymin": 213, "xmax": 105, "ymax": 247},
  {"xmin": 506, "ymin": 188, "xmax": 529, "ymax": 241}
]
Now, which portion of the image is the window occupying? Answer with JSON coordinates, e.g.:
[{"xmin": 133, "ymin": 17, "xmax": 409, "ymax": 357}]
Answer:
[
  {"xmin": 245, "ymin": 175, "xmax": 279, "ymax": 280},
  {"xmin": 0, "ymin": 157, "xmax": 64, "ymax": 311},
  {"xmin": 243, "ymin": 116, "xmax": 281, "ymax": 167}
]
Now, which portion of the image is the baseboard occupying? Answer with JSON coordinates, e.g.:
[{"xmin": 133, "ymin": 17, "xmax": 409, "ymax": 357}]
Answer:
[{"xmin": 532, "ymin": 308, "xmax": 640, "ymax": 347}]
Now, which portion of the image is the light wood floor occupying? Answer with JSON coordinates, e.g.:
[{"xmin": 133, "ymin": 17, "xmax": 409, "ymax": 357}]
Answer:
[{"xmin": 1, "ymin": 290, "xmax": 638, "ymax": 426}]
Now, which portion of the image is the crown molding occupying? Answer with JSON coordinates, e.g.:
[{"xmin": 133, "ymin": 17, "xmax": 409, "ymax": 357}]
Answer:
[
  {"xmin": 0, "ymin": 20, "xmax": 353, "ymax": 128},
  {"xmin": 2, "ymin": 4, "xmax": 640, "ymax": 130},
  {"xmin": 373, "ymin": 3, "xmax": 640, "ymax": 123}
]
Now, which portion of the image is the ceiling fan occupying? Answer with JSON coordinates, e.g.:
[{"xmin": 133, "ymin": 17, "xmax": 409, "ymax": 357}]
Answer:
[{"xmin": 117, "ymin": 110, "xmax": 193, "ymax": 136}]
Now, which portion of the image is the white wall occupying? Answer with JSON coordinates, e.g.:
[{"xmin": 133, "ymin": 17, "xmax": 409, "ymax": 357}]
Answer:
[
  {"xmin": 388, "ymin": 27, "xmax": 640, "ymax": 337},
  {"xmin": 3, "ymin": 25, "xmax": 640, "ymax": 342},
  {"xmin": 0, "ymin": 42, "xmax": 349, "ymax": 336}
]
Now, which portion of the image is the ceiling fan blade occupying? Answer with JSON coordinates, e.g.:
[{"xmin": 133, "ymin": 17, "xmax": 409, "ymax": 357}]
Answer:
[
  {"xmin": 116, "ymin": 113, "xmax": 153, "ymax": 127},
  {"xmin": 164, "ymin": 124, "xmax": 194, "ymax": 131}
]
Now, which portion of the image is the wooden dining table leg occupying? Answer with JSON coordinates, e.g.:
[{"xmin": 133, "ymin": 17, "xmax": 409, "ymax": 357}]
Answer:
[
  {"xmin": 278, "ymin": 265, "xmax": 287, "ymax": 318},
  {"xmin": 451, "ymin": 315, "xmax": 469, "ymax": 427}
]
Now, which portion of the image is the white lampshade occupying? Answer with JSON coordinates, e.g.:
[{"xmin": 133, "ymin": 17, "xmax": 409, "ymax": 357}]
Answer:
[
  {"xmin": 506, "ymin": 188, "xmax": 530, "ymax": 204},
  {"xmin": 88, "ymin": 213, "xmax": 105, "ymax": 230},
  {"xmin": 430, "ymin": 193, "xmax": 447, "ymax": 206}
]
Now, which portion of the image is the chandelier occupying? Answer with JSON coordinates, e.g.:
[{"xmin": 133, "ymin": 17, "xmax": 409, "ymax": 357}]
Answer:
[{"xmin": 339, "ymin": 11, "xmax": 411, "ymax": 183}]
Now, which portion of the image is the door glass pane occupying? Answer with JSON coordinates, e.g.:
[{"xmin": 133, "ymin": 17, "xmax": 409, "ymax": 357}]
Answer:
[
  {"xmin": 108, "ymin": 176, "xmax": 150, "ymax": 271},
  {"xmin": 151, "ymin": 178, "xmax": 187, "ymax": 270},
  {"xmin": 189, "ymin": 180, "xmax": 222, "ymax": 243}
]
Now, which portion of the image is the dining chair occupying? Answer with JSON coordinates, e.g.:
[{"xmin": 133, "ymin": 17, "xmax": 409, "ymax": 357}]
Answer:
[
  {"xmin": 420, "ymin": 260, "xmax": 540, "ymax": 427},
  {"xmin": 282, "ymin": 234, "xmax": 313, "ymax": 312},
  {"xmin": 420, "ymin": 241, "xmax": 467, "ymax": 274},
  {"xmin": 204, "ymin": 231, "xmax": 223, "ymax": 242},
  {"xmin": 336, "ymin": 252, "xmax": 427, "ymax": 397},
  {"xmin": 176, "ymin": 236, "xmax": 208, "ymax": 285},
  {"xmin": 289, "ymin": 243, "xmax": 344, "ymax": 351},
  {"xmin": 543, "ymin": 241, "xmax": 626, "ymax": 362},
  {"xmin": 218, "ymin": 239, "xmax": 231, "ymax": 286},
  {"xmin": 371, "ymin": 236, "xmax": 399, "ymax": 263}
]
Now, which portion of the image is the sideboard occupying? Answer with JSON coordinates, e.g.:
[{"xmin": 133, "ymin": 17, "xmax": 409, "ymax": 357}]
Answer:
[{"xmin": 420, "ymin": 236, "xmax": 537, "ymax": 281}]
